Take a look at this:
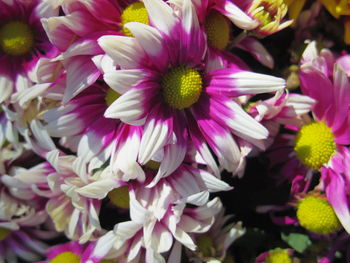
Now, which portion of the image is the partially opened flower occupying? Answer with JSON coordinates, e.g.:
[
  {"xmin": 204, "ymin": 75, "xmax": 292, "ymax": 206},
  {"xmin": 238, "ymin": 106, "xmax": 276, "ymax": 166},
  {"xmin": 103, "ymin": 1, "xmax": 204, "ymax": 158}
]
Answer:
[
  {"xmin": 0, "ymin": 0, "xmax": 58, "ymax": 103},
  {"xmin": 99, "ymin": 0, "xmax": 285, "ymax": 175},
  {"xmin": 233, "ymin": 0, "xmax": 293, "ymax": 37},
  {"xmin": 170, "ymin": 0, "xmax": 274, "ymax": 68}
]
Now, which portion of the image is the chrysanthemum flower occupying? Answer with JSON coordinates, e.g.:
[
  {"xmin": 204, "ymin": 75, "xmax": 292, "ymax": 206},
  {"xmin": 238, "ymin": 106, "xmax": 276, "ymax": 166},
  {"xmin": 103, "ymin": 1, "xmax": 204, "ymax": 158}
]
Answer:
[
  {"xmin": 92, "ymin": 196, "xmax": 223, "ymax": 263},
  {"xmin": 276, "ymin": 42, "xmax": 350, "ymax": 233},
  {"xmin": 233, "ymin": 0, "xmax": 293, "ymax": 37},
  {"xmin": 99, "ymin": 0, "xmax": 285, "ymax": 175},
  {"xmin": 170, "ymin": 0, "xmax": 274, "ymax": 68},
  {"xmin": 23, "ymin": 154, "xmax": 104, "ymax": 243},
  {"xmin": 0, "ymin": 0, "xmax": 58, "ymax": 103},
  {"xmin": 42, "ymin": 80, "xmax": 146, "ymax": 178},
  {"xmin": 40, "ymin": 241, "xmax": 102, "ymax": 263},
  {"xmin": 188, "ymin": 208, "xmax": 245, "ymax": 263},
  {"xmin": 0, "ymin": 179, "xmax": 52, "ymax": 262}
]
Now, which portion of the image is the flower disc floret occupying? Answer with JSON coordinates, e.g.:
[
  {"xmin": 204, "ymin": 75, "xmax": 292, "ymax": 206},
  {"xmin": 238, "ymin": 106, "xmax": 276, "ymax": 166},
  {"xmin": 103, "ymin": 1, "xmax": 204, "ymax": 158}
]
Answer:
[
  {"xmin": 265, "ymin": 248, "xmax": 292, "ymax": 263},
  {"xmin": 50, "ymin": 252, "xmax": 81, "ymax": 263},
  {"xmin": 162, "ymin": 66, "xmax": 203, "ymax": 109},
  {"xmin": 105, "ymin": 89, "xmax": 121, "ymax": 106},
  {"xmin": 121, "ymin": 2, "xmax": 149, "ymax": 37},
  {"xmin": 0, "ymin": 227, "xmax": 10, "ymax": 241},
  {"xmin": 0, "ymin": 21, "xmax": 34, "ymax": 56},
  {"xmin": 204, "ymin": 11, "xmax": 230, "ymax": 50},
  {"xmin": 296, "ymin": 195, "xmax": 342, "ymax": 235},
  {"xmin": 108, "ymin": 186, "xmax": 130, "ymax": 209},
  {"xmin": 294, "ymin": 122, "xmax": 336, "ymax": 170}
]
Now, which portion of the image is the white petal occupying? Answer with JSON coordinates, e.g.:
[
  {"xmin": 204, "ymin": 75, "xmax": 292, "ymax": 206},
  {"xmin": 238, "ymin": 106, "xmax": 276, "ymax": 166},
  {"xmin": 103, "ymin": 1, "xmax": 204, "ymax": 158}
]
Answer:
[
  {"xmin": 104, "ymin": 69, "xmax": 148, "ymax": 95},
  {"xmin": 232, "ymin": 71, "xmax": 285, "ymax": 94},
  {"xmin": 139, "ymin": 120, "xmax": 170, "ymax": 164},
  {"xmin": 143, "ymin": 0, "xmax": 178, "ymax": 36},
  {"xmin": 63, "ymin": 57, "xmax": 100, "ymax": 103},
  {"xmin": 104, "ymin": 89, "xmax": 145, "ymax": 123},
  {"xmin": 98, "ymin": 35, "xmax": 145, "ymax": 69}
]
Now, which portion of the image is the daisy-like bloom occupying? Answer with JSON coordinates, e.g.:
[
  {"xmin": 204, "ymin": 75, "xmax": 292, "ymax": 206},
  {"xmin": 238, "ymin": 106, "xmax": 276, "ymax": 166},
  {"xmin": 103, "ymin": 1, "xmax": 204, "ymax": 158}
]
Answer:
[
  {"xmin": 0, "ymin": 175, "xmax": 52, "ymax": 262},
  {"xmin": 232, "ymin": 0, "xmax": 293, "ymax": 37},
  {"xmin": 284, "ymin": 41, "xmax": 350, "ymax": 233},
  {"xmin": 20, "ymin": 153, "xmax": 104, "ymax": 243},
  {"xmin": 40, "ymin": 241, "xmax": 103, "ymax": 263},
  {"xmin": 0, "ymin": 0, "xmax": 58, "ymax": 103},
  {"xmin": 170, "ymin": 0, "xmax": 274, "ymax": 68},
  {"xmin": 42, "ymin": 0, "xmax": 158, "ymax": 103},
  {"xmin": 42, "ymin": 79, "xmax": 146, "ymax": 177},
  {"xmin": 99, "ymin": 0, "xmax": 285, "ymax": 175},
  {"xmin": 188, "ymin": 208, "xmax": 245, "ymax": 263},
  {"xmin": 92, "ymin": 194, "xmax": 224, "ymax": 263}
]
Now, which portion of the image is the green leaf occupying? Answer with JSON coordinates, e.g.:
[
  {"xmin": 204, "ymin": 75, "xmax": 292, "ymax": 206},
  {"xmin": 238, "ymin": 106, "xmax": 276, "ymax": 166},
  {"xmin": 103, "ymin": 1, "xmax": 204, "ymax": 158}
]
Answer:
[{"xmin": 281, "ymin": 232, "xmax": 312, "ymax": 253}]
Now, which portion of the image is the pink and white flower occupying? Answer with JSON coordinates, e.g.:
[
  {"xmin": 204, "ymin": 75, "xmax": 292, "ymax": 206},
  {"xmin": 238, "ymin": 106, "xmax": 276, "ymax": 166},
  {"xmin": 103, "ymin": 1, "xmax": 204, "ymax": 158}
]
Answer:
[
  {"xmin": 98, "ymin": 0, "xmax": 285, "ymax": 176},
  {"xmin": 0, "ymin": 0, "xmax": 58, "ymax": 104}
]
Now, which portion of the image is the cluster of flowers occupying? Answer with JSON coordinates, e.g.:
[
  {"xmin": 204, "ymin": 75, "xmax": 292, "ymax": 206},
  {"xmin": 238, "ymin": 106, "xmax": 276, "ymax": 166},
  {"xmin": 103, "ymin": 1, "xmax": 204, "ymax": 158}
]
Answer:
[{"xmin": 1, "ymin": 0, "xmax": 350, "ymax": 262}]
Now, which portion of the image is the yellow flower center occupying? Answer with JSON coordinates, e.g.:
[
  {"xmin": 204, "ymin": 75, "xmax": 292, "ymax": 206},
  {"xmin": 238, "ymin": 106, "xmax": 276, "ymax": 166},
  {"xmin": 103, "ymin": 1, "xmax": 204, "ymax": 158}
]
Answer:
[
  {"xmin": 294, "ymin": 122, "xmax": 336, "ymax": 170},
  {"xmin": 265, "ymin": 248, "xmax": 292, "ymax": 263},
  {"xmin": 204, "ymin": 11, "xmax": 230, "ymax": 50},
  {"xmin": 108, "ymin": 186, "xmax": 130, "ymax": 210},
  {"xmin": 197, "ymin": 235, "xmax": 215, "ymax": 258},
  {"xmin": 249, "ymin": 0, "xmax": 288, "ymax": 31},
  {"xmin": 162, "ymin": 66, "xmax": 203, "ymax": 109},
  {"xmin": 0, "ymin": 227, "xmax": 11, "ymax": 241},
  {"xmin": 0, "ymin": 21, "xmax": 34, "ymax": 56},
  {"xmin": 50, "ymin": 252, "xmax": 81, "ymax": 263},
  {"xmin": 144, "ymin": 160, "xmax": 161, "ymax": 170},
  {"xmin": 105, "ymin": 89, "xmax": 121, "ymax": 106},
  {"xmin": 121, "ymin": 2, "xmax": 149, "ymax": 37},
  {"xmin": 296, "ymin": 195, "xmax": 342, "ymax": 235}
]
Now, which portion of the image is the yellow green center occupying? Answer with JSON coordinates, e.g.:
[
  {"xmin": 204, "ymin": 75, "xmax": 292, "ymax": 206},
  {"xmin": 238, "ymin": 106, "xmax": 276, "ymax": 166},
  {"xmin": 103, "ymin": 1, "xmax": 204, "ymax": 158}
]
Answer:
[
  {"xmin": 50, "ymin": 251, "xmax": 81, "ymax": 263},
  {"xmin": 204, "ymin": 11, "xmax": 230, "ymax": 49},
  {"xmin": 162, "ymin": 66, "xmax": 203, "ymax": 109},
  {"xmin": 296, "ymin": 195, "xmax": 342, "ymax": 235},
  {"xmin": 144, "ymin": 160, "xmax": 161, "ymax": 170},
  {"xmin": 105, "ymin": 89, "xmax": 121, "ymax": 106},
  {"xmin": 204, "ymin": 11, "xmax": 230, "ymax": 50},
  {"xmin": 0, "ymin": 227, "xmax": 11, "ymax": 241},
  {"xmin": 197, "ymin": 235, "xmax": 215, "ymax": 258},
  {"xmin": 121, "ymin": 2, "xmax": 149, "ymax": 37},
  {"xmin": 294, "ymin": 122, "xmax": 336, "ymax": 170},
  {"xmin": 108, "ymin": 186, "xmax": 130, "ymax": 210},
  {"xmin": 0, "ymin": 21, "xmax": 34, "ymax": 56},
  {"xmin": 265, "ymin": 248, "xmax": 292, "ymax": 263}
]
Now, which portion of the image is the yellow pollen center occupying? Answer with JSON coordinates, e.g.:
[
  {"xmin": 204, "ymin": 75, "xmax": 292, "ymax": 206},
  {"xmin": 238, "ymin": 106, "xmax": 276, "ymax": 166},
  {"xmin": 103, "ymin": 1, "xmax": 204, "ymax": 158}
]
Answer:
[
  {"xmin": 197, "ymin": 235, "xmax": 215, "ymax": 258},
  {"xmin": 0, "ymin": 227, "xmax": 11, "ymax": 241},
  {"xmin": 204, "ymin": 11, "xmax": 230, "ymax": 50},
  {"xmin": 265, "ymin": 248, "xmax": 292, "ymax": 263},
  {"xmin": 108, "ymin": 186, "xmax": 130, "ymax": 210},
  {"xmin": 50, "ymin": 251, "xmax": 81, "ymax": 263},
  {"xmin": 121, "ymin": 2, "xmax": 149, "ymax": 37},
  {"xmin": 162, "ymin": 66, "xmax": 203, "ymax": 109},
  {"xmin": 0, "ymin": 21, "xmax": 34, "ymax": 56},
  {"xmin": 294, "ymin": 122, "xmax": 336, "ymax": 170},
  {"xmin": 296, "ymin": 195, "xmax": 342, "ymax": 235},
  {"xmin": 105, "ymin": 89, "xmax": 121, "ymax": 106}
]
